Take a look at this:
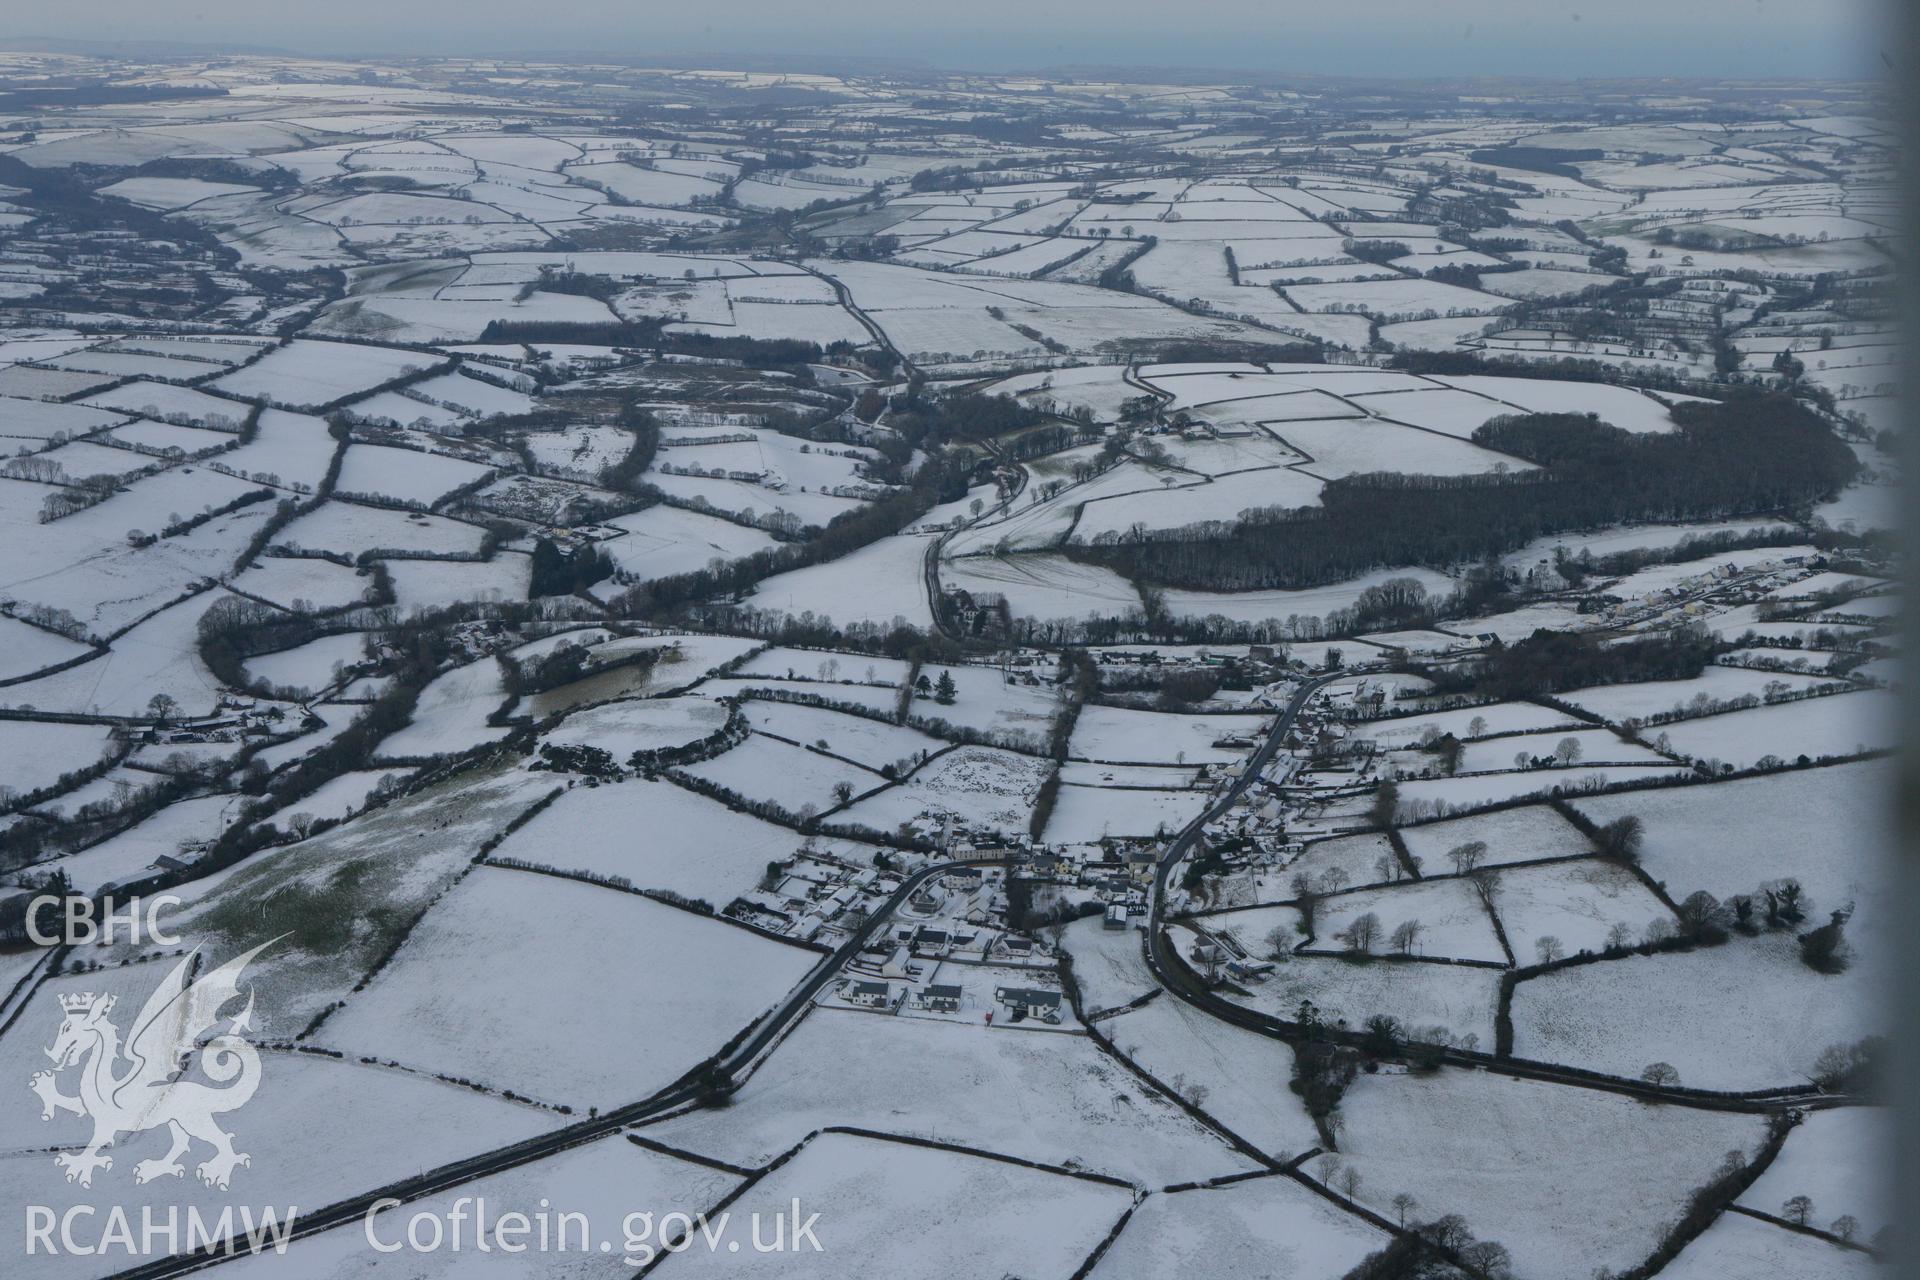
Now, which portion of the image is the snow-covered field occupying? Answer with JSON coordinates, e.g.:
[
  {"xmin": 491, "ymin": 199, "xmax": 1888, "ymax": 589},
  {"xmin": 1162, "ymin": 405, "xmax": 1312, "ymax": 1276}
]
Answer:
[
  {"xmin": 741, "ymin": 699, "xmax": 938, "ymax": 771},
  {"xmin": 0, "ymin": 718, "xmax": 117, "ymax": 798},
  {"xmin": 1449, "ymin": 726, "xmax": 1659, "ymax": 772},
  {"xmin": 334, "ymin": 443, "xmax": 494, "ymax": 507},
  {"xmin": 1062, "ymin": 914, "xmax": 1159, "ymax": 1013},
  {"xmin": 839, "ymin": 744, "xmax": 1052, "ymax": 835},
  {"xmin": 214, "ymin": 340, "xmax": 441, "ymax": 408},
  {"xmin": 655, "ymin": 1131, "xmax": 1131, "ymax": 1279},
  {"xmin": 0, "ymin": 591, "xmax": 232, "ymax": 717},
  {"xmin": 244, "ymin": 630, "xmax": 370, "ymax": 693},
  {"xmin": 679, "ymin": 732, "xmax": 879, "ymax": 813},
  {"xmin": 601, "ymin": 504, "xmax": 782, "ymax": 582},
  {"xmin": 909, "ymin": 663, "xmax": 1059, "ymax": 745},
  {"xmin": 1489, "ymin": 858, "xmax": 1673, "ymax": 957},
  {"xmin": 1656, "ymin": 691, "xmax": 1896, "ymax": 769},
  {"xmin": 280, "ymin": 501, "xmax": 488, "ymax": 558},
  {"xmin": 232, "ymin": 554, "xmax": 375, "ymax": 612},
  {"xmin": 752, "ymin": 534, "xmax": 935, "ymax": 631},
  {"xmin": 221, "ymin": 1135, "xmax": 737, "ymax": 1279},
  {"xmin": 319, "ymin": 866, "xmax": 816, "ymax": 1107},
  {"xmin": 1569, "ymin": 760, "xmax": 1892, "ymax": 913},
  {"xmin": 487, "ymin": 774, "xmax": 861, "ymax": 907},
  {"xmin": 1510, "ymin": 930, "xmax": 1881, "ymax": 1090},
  {"xmin": 0, "ymin": 61, "xmax": 1897, "ymax": 1280},
  {"xmin": 1657, "ymin": 1209, "xmax": 1875, "ymax": 1280},
  {"xmin": 377, "ymin": 653, "xmax": 511, "ymax": 758},
  {"xmin": 1306, "ymin": 877, "xmax": 1508, "ymax": 963},
  {"xmin": 545, "ymin": 694, "xmax": 729, "ymax": 758},
  {"xmin": 1737, "ymin": 1106, "xmax": 1889, "ymax": 1241},
  {"xmin": 735, "ymin": 646, "xmax": 912, "ymax": 687},
  {"xmin": 1221, "ymin": 945, "xmax": 1503, "ymax": 1050},
  {"xmin": 0, "ymin": 1043, "xmax": 558, "ymax": 1279},
  {"xmin": 1098, "ymin": 989, "xmax": 1322, "ymax": 1159},
  {"xmin": 1314, "ymin": 1069, "xmax": 1767, "ymax": 1279},
  {"xmin": 1394, "ymin": 765, "xmax": 1692, "ymax": 816},
  {"xmin": 1095, "ymin": 1174, "xmax": 1389, "ymax": 1280},
  {"xmin": 6, "ymin": 792, "xmax": 241, "ymax": 893},
  {"xmin": 1556, "ymin": 666, "xmax": 1848, "ymax": 723},
  {"xmin": 1069, "ymin": 705, "xmax": 1269, "ymax": 765},
  {"xmin": 1354, "ymin": 701, "xmax": 1581, "ymax": 747},
  {"xmin": 1044, "ymin": 782, "xmax": 1209, "ymax": 841},
  {"xmin": 942, "ymin": 553, "xmax": 1144, "ymax": 623},
  {"xmin": 647, "ymin": 1008, "xmax": 1252, "ymax": 1187}
]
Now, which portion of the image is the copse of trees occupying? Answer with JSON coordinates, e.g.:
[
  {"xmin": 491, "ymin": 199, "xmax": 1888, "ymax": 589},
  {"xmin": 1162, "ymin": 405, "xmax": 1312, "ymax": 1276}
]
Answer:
[
  {"xmin": 1799, "ymin": 906, "xmax": 1852, "ymax": 974},
  {"xmin": 529, "ymin": 536, "xmax": 615, "ymax": 597},
  {"xmin": 1342, "ymin": 238, "xmax": 1412, "ymax": 265},
  {"xmin": 926, "ymin": 392, "xmax": 1050, "ymax": 442},
  {"xmin": 596, "ymin": 406, "xmax": 662, "ymax": 492},
  {"xmin": 1428, "ymin": 625, "xmax": 1718, "ymax": 701},
  {"xmin": 534, "ymin": 269, "xmax": 621, "ymax": 302},
  {"xmin": 477, "ymin": 316, "xmax": 665, "ymax": 347},
  {"xmin": 470, "ymin": 319, "xmax": 824, "ymax": 377},
  {"xmin": 197, "ymin": 594, "xmax": 325, "ymax": 692},
  {"xmin": 1071, "ymin": 396, "xmax": 1855, "ymax": 592},
  {"xmin": 1289, "ymin": 999, "xmax": 1361, "ymax": 1133},
  {"xmin": 1467, "ymin": 145, "xmax": 1603, "ymax": 180}
]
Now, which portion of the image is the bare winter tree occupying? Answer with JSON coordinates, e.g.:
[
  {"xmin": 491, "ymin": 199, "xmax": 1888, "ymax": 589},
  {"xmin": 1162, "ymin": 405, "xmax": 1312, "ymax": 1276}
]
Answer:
[
  {"xmin": 1446, "ymin": 840, "xmax": 1487, "ymax": 874},
  {"xmin": 1339, "ymin": 911, "xmax": 1382, "ymax": 955},
  {"xmin": 1597, "ymin": 815, "xmax": 1644, "ymax": 862},
  {"xmin": 1466, "ymin": 866, "xmax": 1500, "ymax": 914}
]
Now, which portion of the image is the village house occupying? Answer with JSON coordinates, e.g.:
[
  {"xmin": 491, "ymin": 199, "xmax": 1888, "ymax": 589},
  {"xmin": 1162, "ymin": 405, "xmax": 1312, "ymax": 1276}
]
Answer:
[
  {"xmin": 993, "ymin": 935, "xmax": 1036, "ymax": 962},
  {"xmin": 856, "ymin": 943, "xmax": 918, "ymax": 979},
  {"xmin": 843, "ymin": 980, "xmax": 900, "ymax": 1011},
  {"xmin": 993, "ymin": 986, "xmax": 1064, "ymax": 1023}
]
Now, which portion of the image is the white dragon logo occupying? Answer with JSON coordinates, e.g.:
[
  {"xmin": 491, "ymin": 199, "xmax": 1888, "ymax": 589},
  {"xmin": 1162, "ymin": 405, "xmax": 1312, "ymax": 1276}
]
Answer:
[{"xmin": 28, "ymin": 942, "xmax": 273, "ymax": 1190}]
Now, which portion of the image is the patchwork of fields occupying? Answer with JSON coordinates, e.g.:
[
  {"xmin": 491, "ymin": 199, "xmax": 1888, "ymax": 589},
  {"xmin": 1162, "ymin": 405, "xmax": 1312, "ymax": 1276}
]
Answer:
[{"xmin": 0, "ymin": 50, "xmax": 1894, "ymax": 1280}]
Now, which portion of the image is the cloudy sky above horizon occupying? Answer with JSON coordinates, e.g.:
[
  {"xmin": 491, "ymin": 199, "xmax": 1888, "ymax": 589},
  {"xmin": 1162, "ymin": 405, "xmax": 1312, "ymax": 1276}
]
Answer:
[{"xmin": 11, "ymin": 0, "xmax": 1889, "ymax": 80}]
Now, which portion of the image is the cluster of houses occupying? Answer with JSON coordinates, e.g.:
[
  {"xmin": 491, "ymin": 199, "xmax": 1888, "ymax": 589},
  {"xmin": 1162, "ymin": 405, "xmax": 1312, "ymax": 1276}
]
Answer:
[
  {"xmin": 1089, "ymin": 644, "xmax": 1294, "ymax": 684},
  {"xmin": 129, "ymin": 698, "xmax": 298, "ymax": 746},
  {"xmin": 1506, "ymin": 550, "xmax": 1844, "ymax": 629},
  {"xmin": 829, "ymin": 865, "xmax": 1071, "ymax": 1025},
  {"xmin": 835, "ymin": 974, "xmax": 1065, "ymax": 1025},
  {"xmin": 1601, "ymin": 555, "xmax": 1826, "ymax": 625},
  {"xmin": 1162, "ymin": 411, "xmax": 1257, "ymax": 442},
  {"xmin": 1188, "ymin": 931, "xmax": 1278, "ymax": 985},
  {"xmin": 725, "ymin": 848, "xmax": 899, "ymax": 944},
  {"xmin": 1012, "ymin": 840, "xmax": 1156, "ymax": 926}
]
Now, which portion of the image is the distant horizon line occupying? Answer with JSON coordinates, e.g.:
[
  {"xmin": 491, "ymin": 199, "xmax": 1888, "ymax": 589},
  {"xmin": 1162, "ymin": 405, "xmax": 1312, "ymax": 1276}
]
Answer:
[{"xmin": 0, "ymin": 36, "xmax": 1882, "ymax": 89}]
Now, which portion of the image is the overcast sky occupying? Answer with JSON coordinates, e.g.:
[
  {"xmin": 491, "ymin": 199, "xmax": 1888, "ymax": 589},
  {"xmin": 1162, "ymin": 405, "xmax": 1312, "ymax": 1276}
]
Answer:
[{"xmin": 14, "ymin": 0, "xmax": 1888, "ymax": 80}]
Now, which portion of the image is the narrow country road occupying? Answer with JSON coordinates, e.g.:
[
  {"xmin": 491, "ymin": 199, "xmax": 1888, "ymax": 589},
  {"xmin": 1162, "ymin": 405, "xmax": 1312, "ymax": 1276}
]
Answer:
[
  {"xmin": 1142, "ymin": 670, "xmax": 1830, "ymax": 1114},
  {"xmin": 101, "ymin": 855, "xmax": 1004, "ymax": 1279}
]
